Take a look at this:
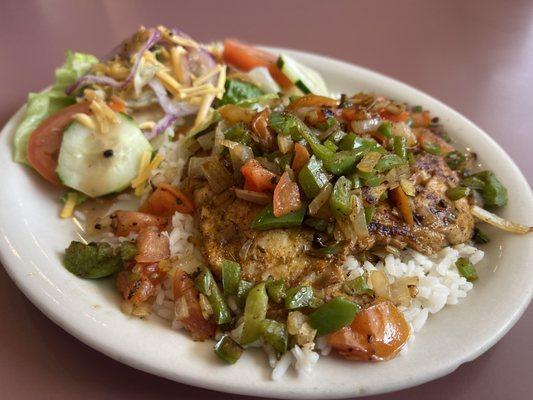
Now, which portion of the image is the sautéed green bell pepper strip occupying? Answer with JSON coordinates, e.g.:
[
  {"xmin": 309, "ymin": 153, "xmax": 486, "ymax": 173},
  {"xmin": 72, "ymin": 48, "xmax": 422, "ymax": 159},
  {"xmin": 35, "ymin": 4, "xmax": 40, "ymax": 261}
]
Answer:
[
  {"xmin": 214, "ymin": 335, "xmax": 244, "ymax": 364},
  {"xmin": 308, "ymin": 297, "xmax": 361, "ymax": 336},
  {"xmin": 298, "ymin": 155, "xmax": 331, "ymax": 198},
  {"xmin": 251, "ymin": 203, "xmax": 306, "ymax": 230},
  {"xmin": 194, "ymin": 268, "xmax": 232, "ymax": 325},
  {"xmin": 268, "ymin": 112, "xmax": 334, "ymax": 161},
  {"xmin": 240, "ymin": 282, "xmax": 269, "ymax": 345}
]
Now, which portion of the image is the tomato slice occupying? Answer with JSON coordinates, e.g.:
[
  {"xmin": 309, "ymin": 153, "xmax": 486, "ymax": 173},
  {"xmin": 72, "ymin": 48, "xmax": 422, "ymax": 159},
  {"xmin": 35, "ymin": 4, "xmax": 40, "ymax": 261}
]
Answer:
[
  {"xmin": 273, "ymin": 172, "xmax": 301, "ymax": 217},
  {"xmin": 27, "ymin": 102, "xmax": 90, "ymax": 185},
  {"xmin": 241, "ymin": 159, "xmax": 278, "ymax": 192},
  {"xmin": 223, "ymin": 39, "xmax": 292, "ymax": 89}
]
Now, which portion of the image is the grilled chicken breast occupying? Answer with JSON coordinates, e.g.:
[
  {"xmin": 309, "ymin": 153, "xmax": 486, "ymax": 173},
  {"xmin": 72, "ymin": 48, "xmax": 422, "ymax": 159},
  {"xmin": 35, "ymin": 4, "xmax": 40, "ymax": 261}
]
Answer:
[{"xmin": 194, "ymin": 185, "xmax": 348, "ymax": 295}]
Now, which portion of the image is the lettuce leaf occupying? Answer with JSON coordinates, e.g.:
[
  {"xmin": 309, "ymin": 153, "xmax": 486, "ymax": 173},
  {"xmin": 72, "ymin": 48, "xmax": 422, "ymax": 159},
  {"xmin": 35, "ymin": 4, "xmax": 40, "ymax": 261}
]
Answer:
[{"xmin": 13, "ymin": 51, "xmax": 98, "ymax": 164}]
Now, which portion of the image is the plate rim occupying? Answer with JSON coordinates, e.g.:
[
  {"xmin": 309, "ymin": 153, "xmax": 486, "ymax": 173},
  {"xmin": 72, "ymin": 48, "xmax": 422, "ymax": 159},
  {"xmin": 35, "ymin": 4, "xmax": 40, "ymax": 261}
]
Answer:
[{"xmin": 0, "ymin": 46, "xmax": 532, "ymax": 399}]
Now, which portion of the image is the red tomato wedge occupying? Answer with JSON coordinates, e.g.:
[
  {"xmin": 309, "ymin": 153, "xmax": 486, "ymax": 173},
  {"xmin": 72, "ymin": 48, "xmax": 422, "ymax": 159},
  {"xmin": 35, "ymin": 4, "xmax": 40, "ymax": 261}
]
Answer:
[
  {"xmin": 111, "ymin": 210, "xmax": 168, "ymax": 237},
  {"xmin": 27, "ymin": 102, "xmax": 90, "ymax": 185},
  {"xmin": 273, "ymin": 172, "xmax": 302, "ymax": 217},
  {"xmin": 223, "ymin": 39, "xmax": 292, "ymax": 89},
  {"xmin": 328, "ymin": 299, "xmax": 410, "ymax": 361},
  {"xmin": 241, "ymin": 159, "xmax": 278, "ymax": 192}
]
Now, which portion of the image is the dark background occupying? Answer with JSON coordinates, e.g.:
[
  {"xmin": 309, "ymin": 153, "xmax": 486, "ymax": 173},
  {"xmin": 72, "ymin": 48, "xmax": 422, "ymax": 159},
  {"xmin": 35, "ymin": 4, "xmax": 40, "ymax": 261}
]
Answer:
[{"xmin": 1, "ymin": 1, "xmax": 531, "ymax": 399}]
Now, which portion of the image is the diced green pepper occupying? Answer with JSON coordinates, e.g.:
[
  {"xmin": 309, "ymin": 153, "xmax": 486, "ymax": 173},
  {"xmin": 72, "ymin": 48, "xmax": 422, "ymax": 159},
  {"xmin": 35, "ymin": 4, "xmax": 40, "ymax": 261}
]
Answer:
[
  {"xmin": 251, "ymin": 203, "xmax": 306, "ymax": 230},
  {"xmin": 260, "ymin": 319, "xmax": 288, "ymax": 353},
  {"xmin": 374, "ymin": 154, "xmax": 406, "ymax": 173},
  {"xmin": 378, "ymin": 121, "xmax": 392, "ymax": 138},
  {"xmin": 308, "ymin": 297, "xmax": 361, "ymax": 336},
  {"xmin": 473, "ymin": 171, "xmax": 508, "ymax": 209},
  {"xmin": 194, "ymin": 268, "xmax": 214, "ymax": 295},
  {"xmin": 194, "ymin": 268, "xmax": 232, "ymax": 325},
  {"xmin": 445, "ymin": 150, "xmax": 466, "ymax": 170},
  {"xmin": 472, "ymin": 226, "xmax": 490, "ymax": 244},
  {"xmin": 462, "ymin": 176, "xmax": 486, "ymax": 190},
  {"xmin": 393, "ymin": 136, "xmax": 407, "ymax": 159},
  {"xmin": 349, "ymin": 174, "xmax": 362, "ymax": 189},
  {"xmin": 304, "ymin": 217, "xmax": 329, "ymax": 232},
  {"xmin": 222, "ymin": 259, "xmax": 241, "ymax": 296},
  {"xmin": 324, "ymin": 149, "xmax": 367, "ymax": 176},
  {"xmin": 266, "ymin": 279, "xmax": 287, "ymax": 303},
  {"xmin": 330, "ymin": 176, "xmax": 352, "ymax": 218},
  {"xmin": 269, "ymin": 112, "xmax": 334, "ymax": 160},
  {"xmin": 344, "ymin": 276, "xmax": 374, "ymax": 296},
  {"xmin": 356, "ymin": 170, "xmax": 384, "ymax": 187},
  {"xmin": 338, "ymin": 134, "xmax": 377, "ymax": 151},
  {"xmin": 316, "ymin": 116, "xmax": 338, "ymax": 132},
  {"xmin": 412, "ymin": 105, "xmax": 423, "ymax": 112},
  {"xmin": 308, "ymin": 242, "xmax": 343, "ymax": 258},
  {"xmin": 323, "ymin": 139, "xmax": 338, "ymax": 152},
  {"xmin": 224, "ymin": 123, "xmax": 252, "ymax": 146},
  {"xmin": 455, "ymin": 257, "xmax": 478, "ymax": 282},
  {"xmin": 421, "ymin": 141, "xmax": 442, "ymax": 155},
  {"xmin": 285, "ymin": 285, "xmax": 313, "ymax": 310},
  {"xmin": 240, "ymin": 282, "xmax": 269, "ymax": 345},
  {"xmin": 364, "ymin": 206, "xmax": 375, "ymax": 223},
  {"xmin": 446, "ymin": 186, "xmax": 471, "ymax": 201},
  {"xmin": 298, "ymin": 155, "xmax": 331, "ymax": 198},
  {"xmin": 236, "ymin": 280, "xmax": 254, "ymax": 308},
  {"xmin": 214, "ymin": 335, "xmax": 244, "ymax": 364}
]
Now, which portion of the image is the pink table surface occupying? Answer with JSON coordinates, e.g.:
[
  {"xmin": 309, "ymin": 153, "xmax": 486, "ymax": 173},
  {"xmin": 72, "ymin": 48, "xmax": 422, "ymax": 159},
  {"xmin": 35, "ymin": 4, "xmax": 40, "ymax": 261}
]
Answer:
[{"xmin": 1, "ymin": 1, "xmax": 531, "ymax": 399}]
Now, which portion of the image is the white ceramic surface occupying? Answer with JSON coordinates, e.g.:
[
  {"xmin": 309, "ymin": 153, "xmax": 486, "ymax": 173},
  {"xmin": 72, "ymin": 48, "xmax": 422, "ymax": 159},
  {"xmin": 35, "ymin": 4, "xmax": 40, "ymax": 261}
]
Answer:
[{"xmin": 0, "ymin": 48, "xmax": 532, "ymax": 399}]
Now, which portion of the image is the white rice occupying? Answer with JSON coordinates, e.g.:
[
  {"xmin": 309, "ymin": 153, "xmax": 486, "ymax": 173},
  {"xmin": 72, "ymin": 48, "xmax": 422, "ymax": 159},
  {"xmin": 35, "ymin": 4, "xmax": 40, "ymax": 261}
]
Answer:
[{"xmin": 137, "ymin": 133, "xmax": 487, "ymax": 380}]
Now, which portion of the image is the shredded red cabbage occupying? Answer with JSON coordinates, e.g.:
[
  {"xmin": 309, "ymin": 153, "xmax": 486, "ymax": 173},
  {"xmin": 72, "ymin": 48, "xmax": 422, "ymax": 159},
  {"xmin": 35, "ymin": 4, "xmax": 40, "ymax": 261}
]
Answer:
[{"xmin": 66, "ymin": 28, "xmax": 162, "ymax": 95}]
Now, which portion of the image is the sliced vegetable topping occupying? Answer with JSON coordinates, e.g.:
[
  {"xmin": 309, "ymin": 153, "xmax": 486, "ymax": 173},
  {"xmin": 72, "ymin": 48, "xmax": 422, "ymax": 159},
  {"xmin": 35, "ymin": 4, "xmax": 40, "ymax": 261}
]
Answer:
[{"xmin": 308, "ymin": 298, "xmax": 361, "ymax": 336}]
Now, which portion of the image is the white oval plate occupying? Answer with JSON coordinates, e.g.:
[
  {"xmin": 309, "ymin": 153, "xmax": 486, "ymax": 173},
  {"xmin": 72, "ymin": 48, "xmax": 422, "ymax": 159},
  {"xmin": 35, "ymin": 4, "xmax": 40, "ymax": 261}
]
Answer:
[{"xmin": 0, "ymin": 48, "xmax": 532, "ymax": 399}]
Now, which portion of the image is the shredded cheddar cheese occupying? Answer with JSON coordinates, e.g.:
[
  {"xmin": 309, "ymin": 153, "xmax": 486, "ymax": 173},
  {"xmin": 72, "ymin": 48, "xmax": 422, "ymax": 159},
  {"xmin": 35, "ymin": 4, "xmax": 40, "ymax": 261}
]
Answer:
[
  {"xmin": 132, "ymin": 153, "xmax": 164, "ymax": 190},
  {"xmin": 134, "ymin": 151, "xmax": 152, "ymax": 196},
  {"xmin": 60, "ymin": 192, "xmax": 78, "ymax": 219}
]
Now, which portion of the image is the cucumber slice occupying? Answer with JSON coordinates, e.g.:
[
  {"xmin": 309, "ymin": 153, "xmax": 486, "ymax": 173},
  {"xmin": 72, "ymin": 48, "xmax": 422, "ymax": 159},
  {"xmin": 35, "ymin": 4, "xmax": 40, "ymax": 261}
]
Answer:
[
  {"xmin": 277, "ymin": 54, "xmax": 329, "ymax": 96},
  {"xmin": 56, "ymin": 114, "xmax": 152, "ymax": 197}
]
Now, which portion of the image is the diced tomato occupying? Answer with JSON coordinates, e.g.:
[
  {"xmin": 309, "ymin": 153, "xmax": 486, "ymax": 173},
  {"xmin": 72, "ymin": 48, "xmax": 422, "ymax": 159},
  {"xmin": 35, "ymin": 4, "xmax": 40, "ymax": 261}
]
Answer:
[
  {"xmin": 328, "ymin": 299, "xmax": 410, "ymax": 361},
  {"xmin": 291, "ymin": 143, "xmax": 310, "ymax": 172},
  {"xmin": 173, "ymin": 268, "xmax": 216, "ymax": 341},
  {"xmin": 27, "ymin": 102, "xmax": 90, "ymax": 185},
  {"xmin": 241, "ymin": 159, "xmax": 278, "ymax": 192},
  {"xmin": 251, "ymin": 108, "xmax": 275, "ymax": 152},
  {"xmin": 379, "ymin": 110, "xmax": 410, "ymax": 122},
  {"xmin": 111, "ymin": 210, "xmax": 168, "ymax": 237},
  {"xmin": 116, "ymin": 270, "xmax": 155, "ymax": 305},
  {"xmin": 273, "ymin": 172, "xmax": 301, "ymax": 217},
  {"xmin": 139, "ymin": 183, "xmax": 195, "ymax": 217},
  {"xmin": 135, "ymin": 226, "xmax": 170, "ymax": 263},
  {"xmin": 115, "ymin": 262, "xmax": 168, "ymax": 305},
  {"xmin": 223, "ymin": 39, "xmax": 292, "ymax": 88}
]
